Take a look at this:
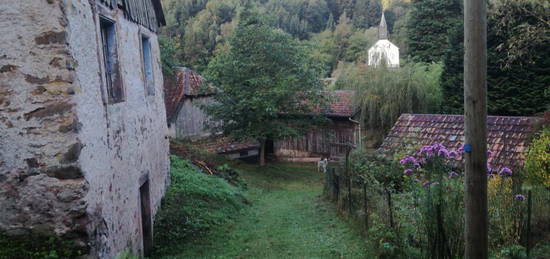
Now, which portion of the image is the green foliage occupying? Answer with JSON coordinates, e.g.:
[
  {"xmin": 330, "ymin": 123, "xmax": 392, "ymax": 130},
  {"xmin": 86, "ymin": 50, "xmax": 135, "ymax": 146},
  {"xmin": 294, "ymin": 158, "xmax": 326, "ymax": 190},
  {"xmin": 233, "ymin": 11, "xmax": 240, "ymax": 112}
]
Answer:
[
  {"xmin": 152, "ymin": 156, "xmax": 246, "ymax": 256},
  {"xmin": 115, "ymin": 249, "xmax": 140, "ymax": 259},
  {"xmin": 487, "ymin": 0, "xmax": 550, "ymax": 116},
  {"xmin": 158, "ymin": 35, "xmax": 179, "ymax": 77},
  {"xmin": 335, "ymin": 62, "xmax": 443, "ymax": 131},
  {"xmin": 406, "ymin": 0, "xmax": 462, "ymax": 63},
  {"xmin": 0, "ymin": 233, "xmax": 82, "ymax": 259},
  {"xmin": 203, "ymin": 13, "xmax": 326, "ymax": 145},
  {"xmin": 440, "ymin": 0, "xmax": 550, "ymax": 115},
  {"xmin": 351, "ymin": 0, "xmax": 382, "ymax": 29},
  {"xmin": 160, "ymin": 0, "xmax": 410, "ymax": 74},
  {"xmin": 524, "ymin": 127, "xmax": 550, "ymax": 188}
]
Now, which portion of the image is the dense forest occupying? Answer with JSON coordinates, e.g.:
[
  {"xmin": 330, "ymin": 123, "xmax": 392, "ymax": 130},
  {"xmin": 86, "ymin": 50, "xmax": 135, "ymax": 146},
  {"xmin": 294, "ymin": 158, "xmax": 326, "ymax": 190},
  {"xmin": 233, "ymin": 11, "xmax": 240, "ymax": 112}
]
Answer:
[{"xmin": 159, "ymin": 0, "xmax": 549, "ymax": 118}]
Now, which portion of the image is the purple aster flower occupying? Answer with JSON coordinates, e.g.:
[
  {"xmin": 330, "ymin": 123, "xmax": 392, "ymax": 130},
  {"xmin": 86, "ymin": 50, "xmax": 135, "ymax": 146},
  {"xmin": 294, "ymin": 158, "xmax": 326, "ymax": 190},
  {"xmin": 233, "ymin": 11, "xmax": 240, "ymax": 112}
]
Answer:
[
  {"xmin": 404, "ymin": 169, "xmax": 413, "ymax": 175},
  {"xmin": 400, "ymin": 155, "xmax": 417, "ymax": 165},
  {"xmin": 438, "ymin": 148, "xmax": 450, "ymax": 157},
  {"xmin": 414, "ymin": 178, "xmax": 420, "ymax": 183},
  {"xmin": 423, "ymin": 180, "xmax": 430, "ymax": 186},
  {"xmin": 515, "ymin": 194, "xmax": 526, "ymax": 201},
  {"xmin": 447, "ymin": 151, "xmax": 458, "ymax": 159},
  {"xmin": 413, "ymin": 162, "xmax": 421, "ymax": 169},
  {"xmin": 448, "ymin": 171, "xmax": 459, "ymax": 178},
  {"xmin": 499, "ymin": 167, "xmax": 513, "ymax": 176},
  {"xmin": 457, "ymin": 144, "xmax": 465, "ymax": 154}
]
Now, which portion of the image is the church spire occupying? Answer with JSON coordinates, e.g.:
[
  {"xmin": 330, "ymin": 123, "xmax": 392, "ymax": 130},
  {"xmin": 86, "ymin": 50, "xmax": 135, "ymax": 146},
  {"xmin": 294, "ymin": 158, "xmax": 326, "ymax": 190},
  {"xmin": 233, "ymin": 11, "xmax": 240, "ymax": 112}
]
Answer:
[{"xmin": 378, "ymin": 12, "xmax": 388, "ymax": 40}]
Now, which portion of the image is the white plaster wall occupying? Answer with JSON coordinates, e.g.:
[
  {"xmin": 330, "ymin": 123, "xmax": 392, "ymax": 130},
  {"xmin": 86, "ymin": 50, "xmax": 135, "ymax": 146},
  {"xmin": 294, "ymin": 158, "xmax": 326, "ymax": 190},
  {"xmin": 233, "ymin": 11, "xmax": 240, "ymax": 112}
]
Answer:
[
  {"xmin": 368, "ymin": 40, "xmax": 400, "ymax": 68},
  {"xmin": 64, "ymin": 0, "xmax": 169, "ymax": 257}
]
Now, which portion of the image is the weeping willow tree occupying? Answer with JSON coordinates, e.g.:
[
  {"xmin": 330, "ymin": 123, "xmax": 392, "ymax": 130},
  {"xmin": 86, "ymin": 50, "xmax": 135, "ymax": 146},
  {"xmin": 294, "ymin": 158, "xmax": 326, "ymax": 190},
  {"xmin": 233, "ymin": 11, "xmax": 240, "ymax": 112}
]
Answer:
[{"xmin": 335, "ymin": 62, "xmax": 443, "ymax": 143}]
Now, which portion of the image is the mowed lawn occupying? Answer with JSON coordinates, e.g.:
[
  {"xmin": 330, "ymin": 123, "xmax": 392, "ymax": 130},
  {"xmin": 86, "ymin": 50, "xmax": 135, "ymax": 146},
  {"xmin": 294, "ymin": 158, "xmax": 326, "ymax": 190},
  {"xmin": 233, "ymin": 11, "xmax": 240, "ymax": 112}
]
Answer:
[{"xmin": 163, "ymin": 162, "xmax": 368, "ymax": 259}]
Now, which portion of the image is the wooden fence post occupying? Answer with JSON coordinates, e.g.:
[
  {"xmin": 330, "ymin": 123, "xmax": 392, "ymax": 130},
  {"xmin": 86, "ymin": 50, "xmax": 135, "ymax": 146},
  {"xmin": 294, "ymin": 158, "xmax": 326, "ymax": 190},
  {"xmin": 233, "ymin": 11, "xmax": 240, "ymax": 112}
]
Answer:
[
  {"xmin": 363, "ymin": 182, "xmax": 368, "ymax": 231},
  {"xmin": 346, "ymin": 147, "xmax": 352, "ymax": 215},
  {"xmin": 464, "ymin": 0, "xmax": 488, "ymax": 256},
  {"xmin": 526, "ymin": 190, "xmax": 532, "ymax": 257}
]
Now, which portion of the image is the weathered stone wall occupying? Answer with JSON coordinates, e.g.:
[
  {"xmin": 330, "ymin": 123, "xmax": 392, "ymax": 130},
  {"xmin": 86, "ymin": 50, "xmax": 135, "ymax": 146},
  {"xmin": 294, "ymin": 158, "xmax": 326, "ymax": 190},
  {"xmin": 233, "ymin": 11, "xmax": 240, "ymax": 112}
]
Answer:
[
  {"xmin": 0, "ymin": 0, "xmax": 89, "ymax": 249},
  {"xmin": 0, "ymin": 0, "xmax": 169, "ymax": 257}
]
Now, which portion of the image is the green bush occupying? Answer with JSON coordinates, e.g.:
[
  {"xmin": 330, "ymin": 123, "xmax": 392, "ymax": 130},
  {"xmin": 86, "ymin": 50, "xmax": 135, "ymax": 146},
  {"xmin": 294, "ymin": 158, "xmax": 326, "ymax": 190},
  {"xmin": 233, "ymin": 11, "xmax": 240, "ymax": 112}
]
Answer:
[
  {"xmin": 524, "ymin": 127, "xmax": 550, "ymax": 189},
  {"xmin": 0, "ymin": 233, "xmax": 83, "ymax": 259},
  {"xmin": 152, "ymin": 156, "xmax": 246, "ymax": 256}
]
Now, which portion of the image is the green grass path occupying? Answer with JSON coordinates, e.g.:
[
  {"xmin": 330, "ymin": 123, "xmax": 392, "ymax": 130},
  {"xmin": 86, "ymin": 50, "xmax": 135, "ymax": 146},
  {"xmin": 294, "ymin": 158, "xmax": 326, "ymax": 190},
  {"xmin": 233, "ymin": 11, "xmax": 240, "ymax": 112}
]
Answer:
[{"xmin": 167, "ymin": 162, "xmax": 368, "ymax": 259}]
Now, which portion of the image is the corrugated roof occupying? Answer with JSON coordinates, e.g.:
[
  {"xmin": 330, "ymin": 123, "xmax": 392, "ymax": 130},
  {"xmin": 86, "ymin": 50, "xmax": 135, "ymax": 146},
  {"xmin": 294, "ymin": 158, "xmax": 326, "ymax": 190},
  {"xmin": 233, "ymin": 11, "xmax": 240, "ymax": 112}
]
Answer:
[
  {"xmin": 98, "ymin": 0, "xmax": 165, "ymax": 32},
  {"xmin": 164, "ymin": 67, "xmax": 216, "ymax": 121},
  {"xmin": 379, "ymin": 114, "xmax": 543, "ymax": 170}
]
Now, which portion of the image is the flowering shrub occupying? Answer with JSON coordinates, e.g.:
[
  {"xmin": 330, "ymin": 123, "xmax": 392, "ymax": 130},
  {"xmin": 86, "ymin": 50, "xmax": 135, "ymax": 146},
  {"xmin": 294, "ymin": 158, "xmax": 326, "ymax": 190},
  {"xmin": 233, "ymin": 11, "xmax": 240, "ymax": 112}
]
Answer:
[
  {"xmin": 488, "ymin": 172, "xmax": 525, "ymax": 249},
  {"xmin": 340, "ymin": 142, "xmax": 549, "ymax": 258},
  {"xmin": 400, "ymin": 144, "xmax": 465, "ymax": 258}
]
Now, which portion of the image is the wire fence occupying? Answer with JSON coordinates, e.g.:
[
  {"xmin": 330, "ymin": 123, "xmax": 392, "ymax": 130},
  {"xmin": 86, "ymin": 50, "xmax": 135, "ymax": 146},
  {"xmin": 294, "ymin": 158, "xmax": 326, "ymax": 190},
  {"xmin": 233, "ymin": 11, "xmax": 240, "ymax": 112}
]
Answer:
[{"xmin": 324, "ymin": 160, "xmax": 550, "ymax": 257}]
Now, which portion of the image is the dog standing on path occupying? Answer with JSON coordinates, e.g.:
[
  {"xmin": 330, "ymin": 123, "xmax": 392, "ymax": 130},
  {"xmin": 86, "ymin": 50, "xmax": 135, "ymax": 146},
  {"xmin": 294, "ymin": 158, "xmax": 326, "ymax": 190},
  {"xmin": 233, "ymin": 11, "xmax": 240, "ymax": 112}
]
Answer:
[{"xmin": 317, "ymin": 158, "xmax": 328, "ymax": 173}]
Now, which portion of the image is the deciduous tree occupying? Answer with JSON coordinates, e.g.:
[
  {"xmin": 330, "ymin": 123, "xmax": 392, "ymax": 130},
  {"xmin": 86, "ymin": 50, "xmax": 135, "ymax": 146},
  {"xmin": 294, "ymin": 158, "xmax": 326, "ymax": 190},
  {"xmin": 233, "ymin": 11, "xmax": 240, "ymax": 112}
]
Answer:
[{"xmin": 204, "ymin": 10, "xmax": 326, "ymax": 166}]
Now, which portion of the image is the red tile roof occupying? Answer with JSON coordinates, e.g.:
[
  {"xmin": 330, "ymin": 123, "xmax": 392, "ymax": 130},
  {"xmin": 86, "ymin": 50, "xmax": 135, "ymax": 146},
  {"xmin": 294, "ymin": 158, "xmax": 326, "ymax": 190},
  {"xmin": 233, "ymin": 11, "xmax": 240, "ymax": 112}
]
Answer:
[
  {"xmin": 379, "ymin": 113, "xmax": 543, "ymax": 170},
  {"xmin": 325, "ymin": 90, "xmax": 356, "ymax": 118},
  {"xmin": 164, "ymin": 67, "xmax": 216, "ymax": 121}
]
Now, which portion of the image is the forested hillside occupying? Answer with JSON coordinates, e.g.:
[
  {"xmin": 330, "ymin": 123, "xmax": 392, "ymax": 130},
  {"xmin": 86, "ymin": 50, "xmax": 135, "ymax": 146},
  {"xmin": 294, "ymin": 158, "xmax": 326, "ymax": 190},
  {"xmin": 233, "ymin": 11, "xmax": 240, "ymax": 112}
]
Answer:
[{"xmin": 160, "ymin": 0, "xmax": 549, "ymax": 117}]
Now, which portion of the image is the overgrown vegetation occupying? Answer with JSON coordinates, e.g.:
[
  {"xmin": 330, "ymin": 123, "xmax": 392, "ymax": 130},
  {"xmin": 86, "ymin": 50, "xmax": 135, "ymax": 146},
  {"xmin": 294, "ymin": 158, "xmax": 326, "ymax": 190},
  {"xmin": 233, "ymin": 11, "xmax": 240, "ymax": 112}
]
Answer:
[
  {"xmin": 524, "ymin": 127, "xmax": 550, "ymax": 189},
  {"xmin": 152, "ymin": 156, "xmax": 247, "ymax": 257},
  {"xmin": 327, "ymin": 143, "xmax": 550, "ymax": 258},
  {"xmin": 0, "ymin": 233, "xmax": 83, "ymax": 259}
]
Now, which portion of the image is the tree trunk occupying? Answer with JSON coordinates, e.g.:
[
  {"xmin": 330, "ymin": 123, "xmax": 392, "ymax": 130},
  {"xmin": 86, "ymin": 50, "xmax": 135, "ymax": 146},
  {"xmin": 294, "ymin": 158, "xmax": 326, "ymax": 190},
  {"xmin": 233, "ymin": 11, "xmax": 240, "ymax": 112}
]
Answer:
[{"xmin": 259, "ymin": 139, "xmax": 266, "ymax": 166}]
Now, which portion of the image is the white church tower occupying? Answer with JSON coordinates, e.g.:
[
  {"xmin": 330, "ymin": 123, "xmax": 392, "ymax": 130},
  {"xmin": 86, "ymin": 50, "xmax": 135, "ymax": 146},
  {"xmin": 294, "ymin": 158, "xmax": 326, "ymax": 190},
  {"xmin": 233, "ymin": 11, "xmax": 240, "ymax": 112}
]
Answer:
[{"xmin": 368, "ymin": 13, "xmax": 400, "ymax": 68}]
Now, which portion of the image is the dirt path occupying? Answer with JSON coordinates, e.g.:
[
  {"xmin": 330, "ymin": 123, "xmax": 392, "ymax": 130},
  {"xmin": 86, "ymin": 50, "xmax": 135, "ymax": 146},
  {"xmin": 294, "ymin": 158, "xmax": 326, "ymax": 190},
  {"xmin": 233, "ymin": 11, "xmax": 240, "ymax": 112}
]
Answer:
[{"xmin": 168, "ymin": 162, "xmax": 368, "ymax": 259}]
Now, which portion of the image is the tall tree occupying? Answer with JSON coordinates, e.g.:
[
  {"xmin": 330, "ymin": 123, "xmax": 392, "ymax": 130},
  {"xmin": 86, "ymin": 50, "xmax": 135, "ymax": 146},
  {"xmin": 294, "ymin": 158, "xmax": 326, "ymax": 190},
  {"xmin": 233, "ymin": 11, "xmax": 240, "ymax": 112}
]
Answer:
[
  {"xmin": 204, "ymin": 10, "xmax": 326, "ymax": 166},
  {"xmin": 406, "ymin": 0, "xmax": 462, "ymax": 63},
  {"xmin": 441, "ymin": 0, "xmax": 550, "ymax": 115}
]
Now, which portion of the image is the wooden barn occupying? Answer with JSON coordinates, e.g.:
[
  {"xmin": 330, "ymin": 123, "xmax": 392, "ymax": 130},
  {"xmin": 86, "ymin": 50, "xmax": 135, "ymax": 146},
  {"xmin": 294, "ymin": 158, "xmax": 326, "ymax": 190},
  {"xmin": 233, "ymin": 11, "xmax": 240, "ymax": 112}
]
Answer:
[
  {"xmin": 273, "ymin": 90, "xmax": 360, "ymax": 162},
  {"xmin": 379, "ymin": 113, "xmax": 543, "ymax": 171},
  {"xmin": 164, "ymin": 67, "xmax": 217, "ymax": 139}
]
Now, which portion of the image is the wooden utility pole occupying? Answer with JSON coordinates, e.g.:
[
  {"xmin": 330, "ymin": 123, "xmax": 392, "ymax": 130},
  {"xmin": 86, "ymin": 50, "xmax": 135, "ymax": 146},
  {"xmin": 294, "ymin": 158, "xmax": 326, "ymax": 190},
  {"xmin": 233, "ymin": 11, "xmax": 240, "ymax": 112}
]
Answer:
[{"xmin": 464, "ymin": 0, "xmax": 488, "ymax": 257}]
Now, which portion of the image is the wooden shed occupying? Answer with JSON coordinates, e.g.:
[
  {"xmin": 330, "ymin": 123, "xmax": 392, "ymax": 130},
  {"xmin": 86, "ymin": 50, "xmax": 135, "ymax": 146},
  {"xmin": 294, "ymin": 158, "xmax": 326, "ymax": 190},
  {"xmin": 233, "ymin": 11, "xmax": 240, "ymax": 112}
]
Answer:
[
  {"xmin": 274, "ymin": 90, "xmax": 360, "ymax": 162},
  {"xmin": 164, "ymin": 67, "xmax": 217, "ymax": 139}
]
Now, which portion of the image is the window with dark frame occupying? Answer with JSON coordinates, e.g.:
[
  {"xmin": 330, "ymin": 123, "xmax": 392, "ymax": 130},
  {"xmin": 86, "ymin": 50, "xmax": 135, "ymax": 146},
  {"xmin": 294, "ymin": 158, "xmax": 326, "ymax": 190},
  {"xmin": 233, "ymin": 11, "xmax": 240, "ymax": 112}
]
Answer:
[
  {"xmin": 100, "ymin": 17, "xmax": 124, "ymax": 103},
  {"xmin": 141, "ymin": 35, "xmax": 155, "ymax": 96}
]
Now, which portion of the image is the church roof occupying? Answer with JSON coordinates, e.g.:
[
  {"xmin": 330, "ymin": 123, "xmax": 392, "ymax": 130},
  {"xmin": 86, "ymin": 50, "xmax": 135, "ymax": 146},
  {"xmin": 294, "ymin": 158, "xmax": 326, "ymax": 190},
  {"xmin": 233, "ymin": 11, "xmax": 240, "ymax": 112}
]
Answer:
[{"xmin": 378, "ymin": 12, "xmax": 388, "ymax": 40}]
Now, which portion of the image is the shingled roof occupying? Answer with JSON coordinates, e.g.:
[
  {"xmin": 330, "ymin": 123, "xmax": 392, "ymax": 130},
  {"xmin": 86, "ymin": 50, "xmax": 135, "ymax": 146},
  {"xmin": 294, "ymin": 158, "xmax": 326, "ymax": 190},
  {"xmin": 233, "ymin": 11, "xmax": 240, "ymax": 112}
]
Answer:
[
  {"xmin": 379, "ymin": 114, "xmax": 543, "ymax": 170},
  {"xmin": 164, "ymin": 67, "xmax": 216, "ymax": 121},
  {"xmin": 324, "ymin": 90, "xmax": 357, "ymax": 118}
]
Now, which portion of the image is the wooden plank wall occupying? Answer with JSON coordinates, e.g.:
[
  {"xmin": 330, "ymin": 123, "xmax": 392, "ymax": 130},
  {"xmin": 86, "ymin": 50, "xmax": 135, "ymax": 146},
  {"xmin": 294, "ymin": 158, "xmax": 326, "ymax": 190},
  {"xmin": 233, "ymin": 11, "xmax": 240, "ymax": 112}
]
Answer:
[
  {"xmin": 98, "ymin": 0, "xmax": 161, "ymax": 32},
  {"xmin": 274, "ymin": 120, "xmax": 357, "ymax": 158},
  {"xmin": 174, "ymin": 97, "xmax": 218, "ymax": 139}
]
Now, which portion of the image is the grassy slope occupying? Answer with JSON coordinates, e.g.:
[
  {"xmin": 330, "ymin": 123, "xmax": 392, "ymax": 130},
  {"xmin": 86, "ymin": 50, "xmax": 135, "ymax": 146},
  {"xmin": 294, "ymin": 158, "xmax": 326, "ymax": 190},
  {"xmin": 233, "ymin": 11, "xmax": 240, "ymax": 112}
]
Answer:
[{"xmin": 164, "ymin": 162, "xmax": 368, "ymax": 259}]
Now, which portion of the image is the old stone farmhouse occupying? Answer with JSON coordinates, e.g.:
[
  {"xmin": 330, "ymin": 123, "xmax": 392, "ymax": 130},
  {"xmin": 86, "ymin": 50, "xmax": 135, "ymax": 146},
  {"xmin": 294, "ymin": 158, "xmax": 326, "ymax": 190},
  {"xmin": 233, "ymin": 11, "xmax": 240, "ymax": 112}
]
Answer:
[
  {"xmin": 0, "ymin": 0, "xmax": 169, "ymax": 257},
  {"xmin": 379, "ymin": 114, "xmax": 543, "ymax": 171}
]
